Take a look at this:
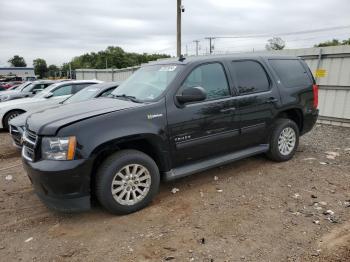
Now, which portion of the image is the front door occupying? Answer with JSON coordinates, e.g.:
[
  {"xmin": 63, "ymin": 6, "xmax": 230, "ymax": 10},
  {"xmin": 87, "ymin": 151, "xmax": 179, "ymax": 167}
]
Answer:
[{"xmin": 167, "ymin": 62, "xmax": 240, "ymax": 167}]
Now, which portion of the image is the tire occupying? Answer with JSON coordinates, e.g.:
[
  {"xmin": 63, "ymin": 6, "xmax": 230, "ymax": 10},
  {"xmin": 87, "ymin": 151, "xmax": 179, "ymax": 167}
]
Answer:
[
  {"xmin": 266, "ymin": 118, "xmax": 299, "ymax": 162},
  {"xmin": 3, "ymin": 110, "xmax": 24, "ymax": 130},
  {"xmin": 95, "ymin": 149, "xmax": 160, "ymax": 215}
]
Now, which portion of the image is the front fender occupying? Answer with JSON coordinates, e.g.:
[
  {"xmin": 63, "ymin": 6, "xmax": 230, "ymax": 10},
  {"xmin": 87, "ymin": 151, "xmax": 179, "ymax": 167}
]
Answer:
[{"xmin": 57, "ymin": 100, "xmax": 169, "ymax": 168}]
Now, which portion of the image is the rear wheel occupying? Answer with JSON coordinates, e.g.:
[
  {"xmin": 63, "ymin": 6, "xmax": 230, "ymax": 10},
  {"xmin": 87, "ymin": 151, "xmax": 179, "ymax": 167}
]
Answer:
[
  {"xmin": 3, "ymin": 110, "xmax": 24, "ymax": 130},
  {"xmin": 266, "ymin": 118, "xmax": 299, "ymax": 162},
  {"xmin": 96, "ymin": 150, "xmax": 160, "ymax": 215}
]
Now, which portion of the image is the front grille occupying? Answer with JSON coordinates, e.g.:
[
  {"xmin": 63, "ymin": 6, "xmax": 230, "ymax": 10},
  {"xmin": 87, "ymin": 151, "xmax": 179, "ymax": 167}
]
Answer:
[{"xmin": 22, "ymin": 129, "xmax": 38, "ymax": 161}]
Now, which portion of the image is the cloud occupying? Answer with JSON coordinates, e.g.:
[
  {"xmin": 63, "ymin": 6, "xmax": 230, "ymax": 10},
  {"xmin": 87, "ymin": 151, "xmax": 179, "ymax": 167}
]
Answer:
[{"xmin": 0, "ymin": 0, "xmax": 349, "ymax": 66}]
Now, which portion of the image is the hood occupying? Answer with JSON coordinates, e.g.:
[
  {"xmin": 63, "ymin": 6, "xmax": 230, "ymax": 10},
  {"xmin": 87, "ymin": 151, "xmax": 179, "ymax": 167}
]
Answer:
[
  {"xmin": 26, "ymin": 97, "xmax": 145, "ymax": 135},
  {"xmin": 0, "ymin": 91, "xmax": 30, "ymax": 100},
  {"xmin": 0, "ymin": 97, "xmax": 45, "ymax": 109},
  {"xmin": 0, "ymin": 90, "xmax": 21, "ymax": 96}
]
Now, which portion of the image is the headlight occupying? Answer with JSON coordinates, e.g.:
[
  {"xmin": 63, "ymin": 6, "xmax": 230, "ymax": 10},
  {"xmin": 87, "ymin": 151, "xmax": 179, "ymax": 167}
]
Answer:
[
  {"xmin": 0, "ymin": 95, "xmax": 10, "ymax": 101},
  {"xmin": 41, "ymin": 136, "xmax": 76, "ymax": 160}
]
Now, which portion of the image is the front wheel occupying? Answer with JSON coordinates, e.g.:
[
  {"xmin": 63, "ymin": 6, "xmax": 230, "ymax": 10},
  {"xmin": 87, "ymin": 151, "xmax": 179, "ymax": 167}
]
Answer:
[
  {"xmin": 3, "ymin": 110, "xmax": 24, "ymax": 130},
  {"xmin": 96, "ymin": 150, "xmax": 160, "ymax": 215},
  {"xmin": 266, "ymin": 118, "xmax": 299, "ymax": 162}
]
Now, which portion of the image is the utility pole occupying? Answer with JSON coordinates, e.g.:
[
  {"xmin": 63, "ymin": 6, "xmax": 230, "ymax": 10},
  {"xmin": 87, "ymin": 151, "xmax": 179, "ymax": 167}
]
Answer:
[
  {"xmin": 193, "ymin": 40, "xmax": 200, "ymax": 56},
  {"xmin": 69, "ymin": 63, "xmax": 72, "ymax": 79},
  {"xmin": 205, "ymin": 37, "xmax": 215, "ymax": 54},
  {"xmin": 177, "ymin": 0, "xmax": 185, "ymax": 57},
  {"xmin": 105, "ymin": 58, "xmax": 108, "ymax": 69}
]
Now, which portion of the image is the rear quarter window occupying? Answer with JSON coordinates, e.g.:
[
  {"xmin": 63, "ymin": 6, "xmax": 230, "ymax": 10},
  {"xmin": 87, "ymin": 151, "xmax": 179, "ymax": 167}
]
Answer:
[{"xmin": 269, "ymin": 59, "xmax": 312, "ymax": 88}]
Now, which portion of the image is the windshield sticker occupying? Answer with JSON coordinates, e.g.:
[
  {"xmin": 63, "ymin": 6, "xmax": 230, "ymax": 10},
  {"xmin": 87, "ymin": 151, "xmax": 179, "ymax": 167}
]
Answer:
[{"xmin": 159, "ymin": 66, "xmax": 177, "ymax": 72}]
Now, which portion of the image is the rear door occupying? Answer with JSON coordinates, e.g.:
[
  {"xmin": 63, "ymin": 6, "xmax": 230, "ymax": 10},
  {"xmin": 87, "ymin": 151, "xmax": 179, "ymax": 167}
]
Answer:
[{"xmin": 229, "ymin": 59, "xmax": 280, "ymax": 147}]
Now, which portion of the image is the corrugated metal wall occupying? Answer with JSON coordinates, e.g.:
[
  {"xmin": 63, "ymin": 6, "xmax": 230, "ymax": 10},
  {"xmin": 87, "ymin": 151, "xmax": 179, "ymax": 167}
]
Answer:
[
  {"xmin": 76, "ymin": 66, "xmax": 139, "ymax": 82},
  {"xmin": 267, "ymin": 46, "xmax": 350, "ymax": 126},
  {"xmin": 76, "ymin": 46, "xmax": 350, "ymax": 126}
]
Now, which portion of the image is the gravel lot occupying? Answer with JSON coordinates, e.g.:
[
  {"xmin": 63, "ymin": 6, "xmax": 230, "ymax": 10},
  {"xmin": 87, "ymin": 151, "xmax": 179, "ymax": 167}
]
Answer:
[{"xmin": 0, "ymin": 124, "xmax": 349, "ymax": 261}]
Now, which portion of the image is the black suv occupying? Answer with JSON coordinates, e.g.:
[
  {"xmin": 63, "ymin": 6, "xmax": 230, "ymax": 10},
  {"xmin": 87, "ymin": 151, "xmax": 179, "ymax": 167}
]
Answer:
[{"xmin": 22, "ymin": 55, "xmax": 318, "ymax": 214}]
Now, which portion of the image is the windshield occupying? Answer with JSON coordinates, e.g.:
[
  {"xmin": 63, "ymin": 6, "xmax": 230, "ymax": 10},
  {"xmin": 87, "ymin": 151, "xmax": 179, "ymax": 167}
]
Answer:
[
  {"xmin": 64, "ymin": 85, "xmax": 102, "ymax": 104},
  {"xmin": 17, "ymin": 82, "xmax": 31, "ymax": 91},
  {"xmin": 22, "ymin": 83, "xmax": 36, "ymax": 92},
  {"xmin": 110, "ymin": 64, "xmax": 182, "ymax": 101}
]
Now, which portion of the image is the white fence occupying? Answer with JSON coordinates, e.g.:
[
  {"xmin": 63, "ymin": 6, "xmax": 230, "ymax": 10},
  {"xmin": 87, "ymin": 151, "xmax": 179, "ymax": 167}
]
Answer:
[
  {"xmin": 76, "ymin": 45, "xmax": 350, "ymax": 126},
  {"xmin": 76, "ymin": 66, "xmax": 140, "ymax": 82},
  {"xmin": 265, "ymin": 46, "xmax": 350, "ymax": 127}
]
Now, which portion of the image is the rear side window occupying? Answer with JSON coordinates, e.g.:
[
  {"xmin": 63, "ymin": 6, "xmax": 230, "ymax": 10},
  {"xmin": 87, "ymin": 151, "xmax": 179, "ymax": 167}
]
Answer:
[
  {"xmin": 72, "ymin": 83, "xmax": 93, "ymax": 94},
  {"xmin": 269, "ymin": 59, "xmax": 312, "ymax": 88},
  {"xmin": 231, "ymin": 61, "xmax": 270, "ymax": 94},
  {"xmin": 52, "ymin": 85, "xmax": 72, "ymax": 97},
  {"xmin": 182, "ymin": 63, "xmax": 230, "ymax": 100}
]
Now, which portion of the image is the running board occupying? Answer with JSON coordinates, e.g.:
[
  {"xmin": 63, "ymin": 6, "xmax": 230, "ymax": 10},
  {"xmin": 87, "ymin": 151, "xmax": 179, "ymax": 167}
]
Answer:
[{"xmin": 164, "ymin": 144, "xmax": 269, "ymax": 181}]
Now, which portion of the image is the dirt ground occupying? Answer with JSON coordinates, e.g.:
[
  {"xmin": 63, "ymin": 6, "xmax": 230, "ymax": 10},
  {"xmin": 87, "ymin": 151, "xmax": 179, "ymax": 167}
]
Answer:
[{"xmin": 0, "ymin": 124, "xmax": 349, "ymax": 262}]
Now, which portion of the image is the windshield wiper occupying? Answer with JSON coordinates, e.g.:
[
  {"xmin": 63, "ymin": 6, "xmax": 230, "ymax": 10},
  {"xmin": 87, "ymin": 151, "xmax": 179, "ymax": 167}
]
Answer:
[{"xmin": 110, "ymin": 94, "xmax": 142, "ymax": 103}]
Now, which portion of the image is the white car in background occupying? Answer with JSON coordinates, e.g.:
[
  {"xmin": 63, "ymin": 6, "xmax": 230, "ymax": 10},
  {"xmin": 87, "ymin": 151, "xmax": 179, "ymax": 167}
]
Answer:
[{"xmin": 0, "ymin": 80, "xmax": 102, "ymax": 130}]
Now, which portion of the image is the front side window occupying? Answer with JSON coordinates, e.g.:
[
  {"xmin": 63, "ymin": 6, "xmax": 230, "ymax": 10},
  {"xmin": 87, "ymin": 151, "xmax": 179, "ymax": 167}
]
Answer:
[
  {"xmin": 231, "ymin": 61, "xmax": 270, "ymax": 94},
  {"xmin": 182, "ymin": 63, "xmax": 230, "ymax": 101},
  {"xmin": 111, "ymin": 64, "xmax": 182, "ymax": 101}
]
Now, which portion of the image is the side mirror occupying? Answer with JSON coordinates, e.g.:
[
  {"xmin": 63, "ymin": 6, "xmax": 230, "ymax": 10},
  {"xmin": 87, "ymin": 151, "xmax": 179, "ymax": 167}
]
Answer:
[
  {"xmin": 176, "ymin": 86, "xmax": 207, "ymax": 103},
  {"xmin": 44, "ymin": 92, "xmax": 53, "ymax": 98}
]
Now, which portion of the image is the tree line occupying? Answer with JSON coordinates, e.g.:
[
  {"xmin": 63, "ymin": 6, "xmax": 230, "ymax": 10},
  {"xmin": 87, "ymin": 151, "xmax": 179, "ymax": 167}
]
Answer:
[{"xmin": 7, "ymin": 46, "xmax": 170, "ymax": 79}]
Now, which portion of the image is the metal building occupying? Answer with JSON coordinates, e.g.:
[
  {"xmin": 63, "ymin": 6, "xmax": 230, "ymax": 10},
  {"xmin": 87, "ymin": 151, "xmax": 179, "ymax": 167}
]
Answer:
[{"xmin": 0, "ymin": 67, "xmax": 36, "ymax": 81}]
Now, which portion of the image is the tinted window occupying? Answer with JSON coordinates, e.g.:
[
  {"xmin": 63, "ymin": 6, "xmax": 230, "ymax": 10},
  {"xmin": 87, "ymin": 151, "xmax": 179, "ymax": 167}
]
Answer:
[
  {"xmin": 72, "ymin": 83, "xmax": 93, "ymax": 94},
  {"xmin": 269, "ymin": 59, "xmax": 312, "ymax": 88},
  {"xmin": 231, "ymin": 61, "xmax": 270, "ymax": 94},
  {"xmin": 52, "ymin": 85, "xmax": 72, "ymax": 97},
  {"xmin": 182, "ymin": 63, "xmax": 229, "ymax": 100}
]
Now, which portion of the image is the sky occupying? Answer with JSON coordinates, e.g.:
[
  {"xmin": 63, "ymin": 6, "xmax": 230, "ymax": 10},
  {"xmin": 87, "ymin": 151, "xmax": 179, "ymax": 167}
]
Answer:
[{"xmin": 0, "ymin": 0, "xmax": 350, "ymax": 67}]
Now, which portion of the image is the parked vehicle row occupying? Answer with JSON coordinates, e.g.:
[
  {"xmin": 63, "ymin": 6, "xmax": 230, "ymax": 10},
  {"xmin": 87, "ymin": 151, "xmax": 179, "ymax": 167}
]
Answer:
[
  {"xmin": 0, "ymin": 80, "xmax": 102, "ymax": 130},
  {"xmin": 0, "ymin": 80, "xmax": 56, "ymax": 102},
  {"xmin": 9, "ymin": 81, "xmax": 120, "ymax": 147},
  {"xmin": 0, "ymin": 81, "xmax": 23, "ymax": 90},
  {"xmin": 18, "ymin": 54, "xmax": 318, "ymax": 215}
]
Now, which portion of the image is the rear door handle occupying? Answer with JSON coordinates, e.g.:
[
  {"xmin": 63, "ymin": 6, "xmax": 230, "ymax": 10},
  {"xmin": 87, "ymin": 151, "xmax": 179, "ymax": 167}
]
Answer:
[
  {"xmin": 220, "ymin": 107, "xmax": 236, "ymax": 113},
  {"xmin": 266, "ymin": 97, "xmax": 278, "ymax": 103}
]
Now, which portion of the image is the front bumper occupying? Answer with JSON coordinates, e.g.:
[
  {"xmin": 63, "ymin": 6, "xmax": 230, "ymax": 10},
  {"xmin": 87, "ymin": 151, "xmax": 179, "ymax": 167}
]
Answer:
[{"xmin": 22, "ymin": 158, "xmax": 94, "ymax": 212}]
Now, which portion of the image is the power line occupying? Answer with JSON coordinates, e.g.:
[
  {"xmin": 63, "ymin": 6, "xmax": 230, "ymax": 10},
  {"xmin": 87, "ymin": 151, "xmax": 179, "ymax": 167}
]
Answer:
[{"xmin": 208, "ymin": 25, "xmax": 350, "ymax": 39}]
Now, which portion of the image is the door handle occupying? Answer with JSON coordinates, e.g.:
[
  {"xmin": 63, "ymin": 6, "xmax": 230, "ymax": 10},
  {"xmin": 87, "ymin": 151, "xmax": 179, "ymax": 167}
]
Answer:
[
  {"xmin": 266, "ymin": 97, "xmax": 278, "ymax": 103},
  {"xmin": 220, "ymin": 107, "xmax": 236, "ymax": 113}
]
